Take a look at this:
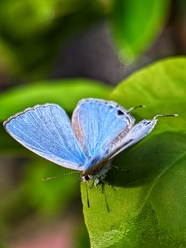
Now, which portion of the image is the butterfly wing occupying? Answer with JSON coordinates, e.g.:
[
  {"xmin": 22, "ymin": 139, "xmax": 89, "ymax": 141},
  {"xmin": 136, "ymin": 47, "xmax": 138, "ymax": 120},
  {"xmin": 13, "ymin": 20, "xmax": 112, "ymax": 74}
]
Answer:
[
  {"xmin": 72, "ymin": 98, "xmax": 157, "ymax": 173},
  {"xmin": 4, "ymin": 104, "xmax": 87, "ymax": 170},
  {"xmin": 72, "ymin": 98, "xmax": 134, "ymax": 159},
  {"xmin": 108, "ymin": 118, "xmax": 158, "ymax": 160}
]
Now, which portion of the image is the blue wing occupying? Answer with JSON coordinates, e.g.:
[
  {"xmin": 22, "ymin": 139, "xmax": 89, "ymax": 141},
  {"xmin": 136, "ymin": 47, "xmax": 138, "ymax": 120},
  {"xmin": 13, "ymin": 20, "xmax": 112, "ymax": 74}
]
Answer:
[
  {"xmin": 4, "ymin": 104, "xmax": 87, "ymax": 170},
  {"xmin": 72, "ymin": 98, "xmax": 135, "ymax": 157},
  {"xmin": 108, "ymin": 119, "xmax": 158, "ymax": 159},
  {"xmin": 72, "ymin": 98, "xmax": 157, "ymax": 173}
]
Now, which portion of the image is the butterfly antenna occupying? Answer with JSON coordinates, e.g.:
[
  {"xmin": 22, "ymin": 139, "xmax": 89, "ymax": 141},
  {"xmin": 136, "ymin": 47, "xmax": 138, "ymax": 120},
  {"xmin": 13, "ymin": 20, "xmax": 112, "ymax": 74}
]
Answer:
[
  {"xmin": 127, "ymin": 105, "xmax": 145, "ymax": 113},
  {"xmin": 42, "ymin": 171, "xmax": 79, "ymax": 181},
  {"xmin": 112, "ymin": 164, "xmax": 129, "ymax": 172},
  {"xmin": 153, "ymin": 113, "xmax": 178, "ymax": 120}
]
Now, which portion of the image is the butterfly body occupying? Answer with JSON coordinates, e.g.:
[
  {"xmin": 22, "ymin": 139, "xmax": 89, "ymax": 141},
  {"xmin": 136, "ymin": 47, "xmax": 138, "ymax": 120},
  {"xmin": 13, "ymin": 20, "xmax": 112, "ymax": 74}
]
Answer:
[
  {"xmin": 81, "ymin": 161, "xmax": 112, "ymax": 187},
  {"xmin": 4, "ymin": 98, "xmax": 160, "ymax": 186}
]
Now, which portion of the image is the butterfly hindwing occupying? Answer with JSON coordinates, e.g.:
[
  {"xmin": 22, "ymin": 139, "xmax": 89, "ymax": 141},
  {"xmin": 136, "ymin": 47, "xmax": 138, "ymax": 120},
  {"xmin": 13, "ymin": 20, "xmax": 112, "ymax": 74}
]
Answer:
[
  {"xmin": 4, "ymin": 104, "xmax": 87, "ymax": 170},
  {"xmin": 108, "ymin": 119, "xmax": 158, "ymax": 159}
]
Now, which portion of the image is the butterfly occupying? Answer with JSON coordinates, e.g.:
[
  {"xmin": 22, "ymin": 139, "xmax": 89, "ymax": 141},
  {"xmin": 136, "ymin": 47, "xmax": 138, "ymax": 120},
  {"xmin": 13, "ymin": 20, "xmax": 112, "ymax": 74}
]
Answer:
[{"xmin": 3, "ymin": 98, "xmax": 177, "ymax": 188}]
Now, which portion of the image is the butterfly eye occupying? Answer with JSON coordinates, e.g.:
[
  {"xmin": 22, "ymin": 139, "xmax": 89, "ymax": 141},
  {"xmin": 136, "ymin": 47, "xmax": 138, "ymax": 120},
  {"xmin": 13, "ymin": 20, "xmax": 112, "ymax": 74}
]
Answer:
[
  {"xmin": 85, "ymin": 175, "xmax": 90, "ymax": 181},
  {"xmin": 117, "ymin": 109, "xmax": 124, "ymax": 115},
  {"xmin": 80, "ymin": 175, "xmax": 90, "ymax": 182}
]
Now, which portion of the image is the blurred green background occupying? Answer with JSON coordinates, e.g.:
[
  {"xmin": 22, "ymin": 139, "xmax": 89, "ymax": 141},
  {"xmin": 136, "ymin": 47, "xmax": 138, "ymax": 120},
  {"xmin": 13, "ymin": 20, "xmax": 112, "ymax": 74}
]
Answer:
[{"xmin": 0, "ymin": 0, "xmax": 186, "ymax": 247}]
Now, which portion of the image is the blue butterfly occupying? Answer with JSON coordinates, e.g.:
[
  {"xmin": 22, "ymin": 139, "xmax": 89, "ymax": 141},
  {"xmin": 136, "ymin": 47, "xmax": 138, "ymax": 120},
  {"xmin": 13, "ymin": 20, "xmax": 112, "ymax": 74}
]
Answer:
[{"xmin": 3, "ymin": 98, "xmax": 176, "ymax": 187}]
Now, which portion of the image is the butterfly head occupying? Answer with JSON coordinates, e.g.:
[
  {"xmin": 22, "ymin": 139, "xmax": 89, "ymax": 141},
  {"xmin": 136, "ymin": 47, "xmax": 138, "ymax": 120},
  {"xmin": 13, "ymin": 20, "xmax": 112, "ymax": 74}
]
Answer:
[
  {"xmin": 81, "ymin": 174, "xmax": 91, "ymax": 182},
  {"xmin": 81, "ymin": 160, "xmax": 112, "ymax": 187}
]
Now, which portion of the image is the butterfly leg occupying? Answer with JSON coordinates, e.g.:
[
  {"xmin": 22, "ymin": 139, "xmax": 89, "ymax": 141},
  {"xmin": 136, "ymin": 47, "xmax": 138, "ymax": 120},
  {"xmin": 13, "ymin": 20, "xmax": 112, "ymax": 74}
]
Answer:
[
  {"xmin": 93, "ymin": 179, "xmax": 103, "ymax": 193},
  {"xmin": 100, "ymin": 179, "xmax": 116, "ymax": 191},
  {"xmin": 112, "ymin": 164, "xmax": 129, "ymax": 172}
]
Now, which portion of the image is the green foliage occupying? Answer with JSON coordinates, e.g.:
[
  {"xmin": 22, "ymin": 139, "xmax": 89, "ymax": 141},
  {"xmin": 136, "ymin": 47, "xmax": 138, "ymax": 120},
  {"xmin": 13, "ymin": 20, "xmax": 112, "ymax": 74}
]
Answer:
[
  {"xmin": 1, "ymin": 0, "xmax": 87, "ymax": 39},
  {"xmin": 108, "ymin": 0, "xmax": 170, "ymax": 63},
  {"xmin": 0, "ymin": 0, "xmax": 103, "ymax": 77},
  {"xmin": 111, "ymin": 56, "xmax": 185, "ymax": 132},
  {"xmin": 0, "ymin": 78, "xmax": 110, "ymax": 120},
  {"xmin": 81, "ymin": 57, "xmax": 186, "ymax": 247},
  {"xmin": 0, "ymin": 0, "xmax": 170, "ymax": 78}
]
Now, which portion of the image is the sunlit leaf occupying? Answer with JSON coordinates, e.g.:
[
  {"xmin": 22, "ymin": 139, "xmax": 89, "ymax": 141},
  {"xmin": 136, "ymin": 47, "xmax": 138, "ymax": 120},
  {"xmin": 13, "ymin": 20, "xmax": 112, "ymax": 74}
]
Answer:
[
  {"xmin": 82, "ymin": 57, "xmax": 186, "ymax": 247},
  {"xmin": 111, "ymin": 56, "xmax": 185, "ymax": 133}
]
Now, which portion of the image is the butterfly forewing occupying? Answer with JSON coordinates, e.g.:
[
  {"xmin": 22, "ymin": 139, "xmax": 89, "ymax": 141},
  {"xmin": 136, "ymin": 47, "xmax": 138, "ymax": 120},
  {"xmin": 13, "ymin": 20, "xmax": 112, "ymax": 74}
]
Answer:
[
  {"xmin": 4, "ymin": 104, "xmax": 87, "ymax": 170},
  {"xmin": 72, "ymin": 98, "xmax": 135, "ymax": 159}
]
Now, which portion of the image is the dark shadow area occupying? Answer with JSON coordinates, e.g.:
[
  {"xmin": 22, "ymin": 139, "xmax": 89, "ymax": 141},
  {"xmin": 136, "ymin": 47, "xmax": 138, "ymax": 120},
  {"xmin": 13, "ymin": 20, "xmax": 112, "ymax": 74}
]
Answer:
[{"xmin": 106, "ymin": 132, "xmax": 186, "ymax": 188}]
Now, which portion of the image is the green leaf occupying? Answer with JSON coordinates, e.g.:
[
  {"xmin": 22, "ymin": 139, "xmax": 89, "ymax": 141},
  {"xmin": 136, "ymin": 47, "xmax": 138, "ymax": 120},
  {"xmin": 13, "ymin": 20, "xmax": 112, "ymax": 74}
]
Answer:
[
  {"xmin": 82, "ymin": 132, "xmax": 186, "ymax": 247},
  {"xmin": 0, "ymin": 78, "xmax": 111, "ymax": 121},
  {"xmin": 81, "ymin": 57, "xmax": 186, "ymax": 247},
  {"xmin": 111, "ymin": 56, "xmax": 185, "ymax": 133},
  {"xmin": 108, "ymin": 0, "xmax": 170, "ymax": 63}
]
